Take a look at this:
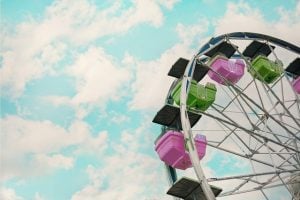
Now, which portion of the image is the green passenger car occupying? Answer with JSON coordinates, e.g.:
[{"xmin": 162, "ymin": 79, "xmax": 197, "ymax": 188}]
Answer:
[
  {"xmin": 249, "ymin": 55, "xmax": 283, "ymax": 84},
  {"xmin": 171, "ymin": 80, "xmax": 217, "ymax": 111}
]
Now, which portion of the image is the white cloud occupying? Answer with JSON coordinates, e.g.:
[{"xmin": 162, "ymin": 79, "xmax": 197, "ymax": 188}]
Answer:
[
  {"xmin": 71, "ymin": 120, "xmax": 171, "ymax": 200},
  {"xmin": 45, "ymin": 0, "xmax": 175, "ymax": 45},
  {"xmin": 0, "ymin": 187, "xmax": 23, "ymax": 200},
  {"xmin": 0, "ymin": 116, "xmax": 108, "ymax": 181},
  {"xmin": 45, "ymin": 46, "xmax": 133, "ymax": 119},
  {"xmin": 34, "ymin": 154, "xmax": 74, "ymax": 170},
  {"xmin": 176, "ymin": 21, "xmax": 209, "ymax": 45},
  {"xmin": 68, "ymin": 46, "xmax": 131, "ymax": 105},
  {"xmin": 214, "ymin": 1, "xmax": 300, "ymax": 46},
  {"xmin": 71, "ymin": 155, "xmax": 169, "ymax": 200},
  {"xmin": 1, "ymin": 0, "xmax": 179, "ymax": 98}
]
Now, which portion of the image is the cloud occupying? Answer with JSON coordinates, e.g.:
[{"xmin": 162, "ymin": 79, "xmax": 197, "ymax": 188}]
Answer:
[
  {"xmin": 214, "ymin": 1, "xmax": 300, "ymax": 46},
  {"xmin": 34, "ymin": 154, "xmax": 74, "ymax": 170},
  {"xmin": 71, "ymin": 120, "xmax": 171, "ymax": 200},
  {"xmin": 0, "ymin": 187, "xmax": 24, "ymax": 200},
  {"xmin": 1, "ymin": 0, "xmax": 179, "ymax": 98},
  {"xmin": 44, "ymin": 46, "xmax": 133, "ymax": 119},
  {"xmin": 44, "ymin": 0, "xmax": 177, "ymax": 44},
  {"xmin": 0, "ymin": 116, "xmax": 108, "ymax": 181},
  {"xmin": 71, "ymin": 155, "xmax": 168, "ymax": 200},
  {"xmin": 68, "ymin": 47, "xmax": 131, "ymax": 105}
]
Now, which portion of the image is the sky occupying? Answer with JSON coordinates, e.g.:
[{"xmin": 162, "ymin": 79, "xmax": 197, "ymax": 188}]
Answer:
[{"xmin": 0, "ymin": 0, "xmax": 300, "ymax": 200}]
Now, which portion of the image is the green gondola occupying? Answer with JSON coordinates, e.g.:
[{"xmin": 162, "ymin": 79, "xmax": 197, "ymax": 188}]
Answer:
[
  {"xmin": 249, "ymin": 55, "xmax": 283, "ymax": 84},
  {"xmin": 171, "ymin": 80, "xmax": 217, "ymax": 111}
]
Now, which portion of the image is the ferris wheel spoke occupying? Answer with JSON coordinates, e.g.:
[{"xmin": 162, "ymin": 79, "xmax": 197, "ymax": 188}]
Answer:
[
  {"xmin": 219, "ymin": 79, "xmax": 255, "ymax": 112},
  {"xmin": 229, "ymin": 83, "xmax": 300, "ymax": 141},
  {"xmin": 261, "ymin": 76, "xmax": 300, "ymax": 128},
  {"xmin": 211, "ymin": 171, "xmax": 297, "ymax": 198},
  {"xmin": 211, "ymin": 90, "xmax": 300, "ymax": 168},
  {"xmin": 214, "ymin": 76, "xmax": 299, "ymax": 143},
  {"xmin": 207, "ymin": 143, "xmax": 286, "ymax": 170},
  {"xmin": 220, "ymin": 81, "xmax": 299, "ymax": 160},
  {"xmin": 207, "ymin": 169, "xmax": 300, "ymax": 182},
  {"xmin": 197, "ymin": 108, "xmax": 300, "ymax": 153},
  {"xmin": 228, "ymin": 39, "xmax": 300, "ymax": 129},
  {"xmin": 212, "ymin": 103, "xmax": 296, "ymax": 158},
  {"xmin": 217, "ymin": 172, "xmax": 292, "ymax": 198}
]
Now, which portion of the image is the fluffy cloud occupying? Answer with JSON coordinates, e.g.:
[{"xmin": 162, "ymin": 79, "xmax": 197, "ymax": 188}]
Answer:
[
  {"xmin": 0, "ymin": 116, "xmax": 108, "ymax": 181},
  {"xmin": 0, "ymin": 187, "xmax": 23, "ymax": 200},
  {"xmin": 1, "ymin": 0, "xmax": 179, "ymax": 98},
  {"xmin": 214, "ymin": 1, "xmax": 300, "ymax": 46},
  {"xmin": 45, "ymin": 46, "xmax": 132, "ymax": 119},
  {"xmin": 68, "ymin": 47, "xmax": 131, "ymax": 106},
  {"xmin": 71, "ymin": 121, "xmax": 171, "ymax": 200},
  {"xmin": 71, "ymin": 154, "xmax": 168, "ymax": 200}
]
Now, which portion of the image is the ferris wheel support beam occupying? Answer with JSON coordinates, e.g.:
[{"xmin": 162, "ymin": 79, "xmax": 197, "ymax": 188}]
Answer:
[
  {"xmin": 220, "ymin": 171, "xmax": 295, "ymax": 197},
  {"xmin": 180, "ymin": 58, "xmax": 217, "ymax": 200},
  {"xmin": 218, "ymin": 181, "xmax": 296, "ymax": 197},
  {"xmin": 207, "ymin": 143, "xmax": 286, "ymax": 170},
  {"xmin": 207, "ymin": 169, "xmax": 300, "ymax": 182}
]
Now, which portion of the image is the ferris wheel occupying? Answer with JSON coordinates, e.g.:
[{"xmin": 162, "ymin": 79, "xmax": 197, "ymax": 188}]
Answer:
[{"xmin": 152, "ymin": 32, "xmax": 300, "ymax": 200}]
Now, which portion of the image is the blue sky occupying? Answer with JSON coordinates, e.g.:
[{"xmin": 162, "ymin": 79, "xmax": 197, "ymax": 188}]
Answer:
[{"xmin": 1, "ymin": 0, "xmax": 300, "ymax": 200}]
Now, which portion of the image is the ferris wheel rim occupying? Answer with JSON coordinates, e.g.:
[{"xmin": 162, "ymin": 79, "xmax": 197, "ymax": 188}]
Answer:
[
  {"xmin": 177, "ymin": 32, "xmax": 300, "ymax": 199},
  {"xmin": 197, "ymin": 32, "xmax": 300, "ymax": 56}
]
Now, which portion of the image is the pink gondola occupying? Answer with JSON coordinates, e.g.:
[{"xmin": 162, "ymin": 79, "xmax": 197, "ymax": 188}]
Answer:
[
  {"xmin": 155, "ymin": 130, "xmax": 207, "ymax": 170},
  {"xmin": 208, "ymin": 55, "xmax": 245, "ymax": 85}
]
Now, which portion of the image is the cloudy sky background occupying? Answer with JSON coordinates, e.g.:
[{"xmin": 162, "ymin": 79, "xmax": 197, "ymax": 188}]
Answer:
[{"xmin": 1, "ymin": 0, "xmax": 300, "ymax": 199}]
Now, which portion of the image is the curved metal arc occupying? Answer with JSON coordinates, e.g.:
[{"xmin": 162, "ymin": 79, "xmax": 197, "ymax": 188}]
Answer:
[{"xmin": 198, "ymin": 32, "xmax": 300, "ymax": 55}]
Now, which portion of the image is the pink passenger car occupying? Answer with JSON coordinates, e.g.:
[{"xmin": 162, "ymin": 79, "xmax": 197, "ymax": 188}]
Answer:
[
  {"xmin": 208, "ymin": 55, "xmax": 245, "ymax": 85},
  {"xmin": 155, "ymin": 130, "xmax": 207, "ymax": 170}
]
